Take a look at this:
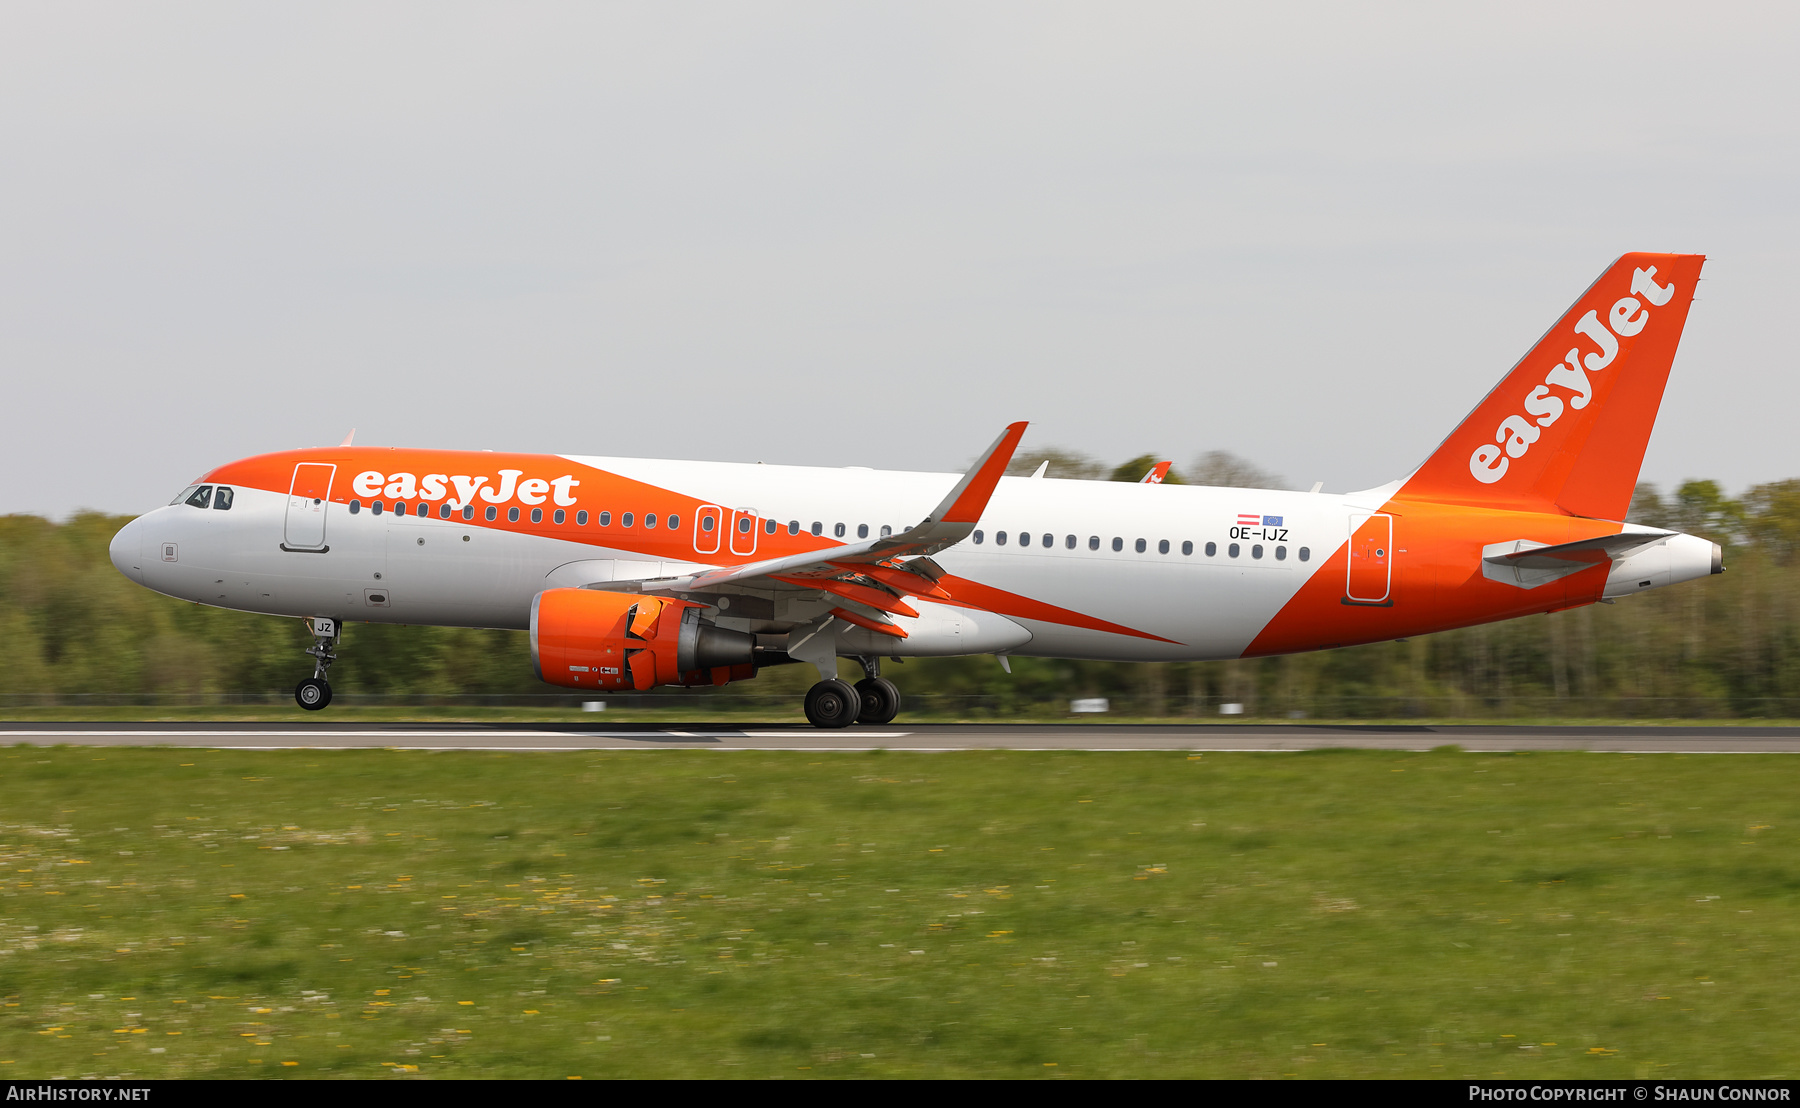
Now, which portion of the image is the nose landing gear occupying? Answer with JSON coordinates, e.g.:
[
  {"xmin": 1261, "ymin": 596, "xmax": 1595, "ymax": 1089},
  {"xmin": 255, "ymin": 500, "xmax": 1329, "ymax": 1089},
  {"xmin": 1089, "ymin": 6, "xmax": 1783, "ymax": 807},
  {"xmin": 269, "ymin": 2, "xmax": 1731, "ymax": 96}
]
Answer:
[
  {"xmin": 295, "ymin": 677, "xmax": 331, "ymax": 710},
  {"xmin": 296, "ymin": 617, "xmax": 338, "ymax": 712}
]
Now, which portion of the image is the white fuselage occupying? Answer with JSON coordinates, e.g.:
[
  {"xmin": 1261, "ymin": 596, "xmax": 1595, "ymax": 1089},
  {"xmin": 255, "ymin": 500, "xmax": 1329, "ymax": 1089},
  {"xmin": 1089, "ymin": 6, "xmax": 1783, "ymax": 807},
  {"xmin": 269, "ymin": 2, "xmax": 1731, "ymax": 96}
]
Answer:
[{"xmin": 112, "ymin": 458, "xmax": 1362, "ymax": 662}]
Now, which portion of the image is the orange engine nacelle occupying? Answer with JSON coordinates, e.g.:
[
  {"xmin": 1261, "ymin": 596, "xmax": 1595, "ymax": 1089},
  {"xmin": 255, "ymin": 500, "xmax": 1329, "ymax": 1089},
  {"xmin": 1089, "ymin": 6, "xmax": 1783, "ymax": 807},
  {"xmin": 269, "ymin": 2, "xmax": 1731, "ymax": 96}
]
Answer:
[{"xmin": 530, "ymin": 588, "xmax": 756, "ymax": 691}]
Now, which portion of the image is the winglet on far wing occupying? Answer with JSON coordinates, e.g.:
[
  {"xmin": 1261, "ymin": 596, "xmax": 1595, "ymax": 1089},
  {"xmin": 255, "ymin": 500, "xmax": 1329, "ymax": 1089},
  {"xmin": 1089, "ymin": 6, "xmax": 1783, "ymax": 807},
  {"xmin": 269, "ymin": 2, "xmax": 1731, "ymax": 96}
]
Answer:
[
  {"xmin": 1140, "ymin": 461, "xmax": 1172, "ymax": 484},
  {"xmin": 930, "ymin": 421, "xmax": 1029, "ymax": 525}
]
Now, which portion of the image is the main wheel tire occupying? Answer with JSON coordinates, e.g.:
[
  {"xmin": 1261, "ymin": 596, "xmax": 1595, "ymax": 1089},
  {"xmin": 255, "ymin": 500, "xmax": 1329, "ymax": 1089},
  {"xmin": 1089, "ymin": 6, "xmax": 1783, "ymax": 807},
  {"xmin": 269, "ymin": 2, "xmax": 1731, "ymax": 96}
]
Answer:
[
  {"xmin": 854, "ymin": 677, "xmax": 901, "ymax": 724},
  {"xmin": 804, "ymin": 678, "xmax": 859, "ymax": 729},
  {"xmin": 295, "ymin": 678, "xmax": 332, "ymax": 711}
]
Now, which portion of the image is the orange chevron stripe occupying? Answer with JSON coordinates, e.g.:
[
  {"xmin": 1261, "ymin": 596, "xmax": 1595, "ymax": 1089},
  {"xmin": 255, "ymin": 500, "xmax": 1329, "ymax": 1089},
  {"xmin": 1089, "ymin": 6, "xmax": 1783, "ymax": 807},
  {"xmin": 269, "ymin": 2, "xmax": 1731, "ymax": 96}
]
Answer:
[{"xmin": 934, "ymin": 575, "xmax": 1179, "ymax": 644}]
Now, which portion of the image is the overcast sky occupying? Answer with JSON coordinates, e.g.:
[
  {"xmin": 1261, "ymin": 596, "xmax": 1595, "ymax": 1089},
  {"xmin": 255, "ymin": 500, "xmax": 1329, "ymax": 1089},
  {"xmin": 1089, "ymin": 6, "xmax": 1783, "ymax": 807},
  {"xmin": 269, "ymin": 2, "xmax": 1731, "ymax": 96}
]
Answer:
[{"xmin": 3, "ymin": 2, "xmax": 1795, "ymax": 517}]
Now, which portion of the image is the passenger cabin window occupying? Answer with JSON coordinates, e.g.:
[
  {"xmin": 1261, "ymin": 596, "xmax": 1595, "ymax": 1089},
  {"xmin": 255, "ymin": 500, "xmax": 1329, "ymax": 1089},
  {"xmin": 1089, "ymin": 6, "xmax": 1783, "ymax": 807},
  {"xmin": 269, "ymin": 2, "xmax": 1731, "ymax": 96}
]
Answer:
[
  {"xmin": 623, "ymin": 513, "xmax": 635, "ymax": 528},
  {"xmin": 599, "ymin": 511, "xmax": 610, "ymax": 526},
  {"xmin": 880, "ymin": 525, "xmax": 892, "ymax": 538},
  {"xmin": 667, "ymin": 515, "xmax": 680, "ymax": 530},
  {"xmin": 349, "ymin": 499, "xmax": 362, "ymax": 514},
  {"xmin": 764, "ymin": 518, "xmax": 777, "ymax": 535},
  {"xmin": 1088, "ymin": 536, "xmax": 1099, "ymax": 550},
  {"xmin": 371, "ymin": 501, "xmax": 384, "ymax": 516},
  {"xmin": 644, "ymin": 514, "xmax": 657, "ymax": 529},
  {"xmin": 1042, "ymin": 533, "xmax": 1053, "ymax": 549},
  {"xmin": 1134, "ymin": 538, "xmax": 1147, "ymax": 553},
  {"xmin": 1181, "ymin": 540, "xmax": 1192, "ymax": 555},
  {"xmin": 1299, "ymin": 546, "xmax": 1311, "ymax": 562},
  {"xmin": 212, "ymin": 487, "xmax": 234, "ymax": 510},
  {"xmin": 1275, "ymin": 545, "xmax": 1287, "ymax": 560},
  {"xmin": 834, "ymin": 523, "xmax": 846, "ymax": 538},
  {"xmin": 788, "ymin": 520, "xmax": 800, "ymax": 535},
  {"xmin": 996, "ymin": 531, "xmax": 1008, "ymax": 546},
  {"xmin": 553, "ymin": 509, "xmax": 565, "ymax": 524},
  {"xmin": 185, "ymin": 486, "xmax": 212, "ymax": 509},
  {"xmin": 1252, "ymin": 544, "xmax": 1264, "ymax": 559},
  {"xmin": 392, "ymin": 502, "xmax": 404, "ymax": 515},
  {"xmin": 508, "ymin": 507, "xmax": 520, "ymax": 522},
  {"xmin": 576, "ymin": 510, "xmax": 588, "ymax": 526},
  {"xmin": 531, "ymin": 508, "xmax": 543, "ymax": 523},
  {"xmin": 440, "ymin": 504, "xmax": 452, "ymax": 519},
  {"xmin": 737, "ymin": 517, "xmax": 750, "ymax": 533},
  {"xmin": 857, "ymin": 524, "xmax": 869, "ymax": 539},
  {"xmin": 1158, "ymin": 539, "xmax": 1170, "ymax": 554},
  {"xmin": 485, "ymin": 506, "xmax": 497, "ymax": 521},
  {"xmin": 1065, "ymin": 534, "xmax": 1076, "ymax": 549},
  {"xmin": 973, "ymin": 530, "xmax": 985, "ymax": 544},
  {"xmin": 1229, "ymin": 543, "xmax": 1240, "ymax": 558},
  {"xmin": 463, "ymin": 506, "xmax": 474, "ymax": 520},
  {"xmin": 1112, "ymin": 537, "xmax": 1123, "ymax": 552},
  {"xmin": 1205, "ymin": 541, "xmax": 1216, "ymax": 556},
  {"xmin": 810, "ymin": 521, "xmax": 822, "ymax": 536}
]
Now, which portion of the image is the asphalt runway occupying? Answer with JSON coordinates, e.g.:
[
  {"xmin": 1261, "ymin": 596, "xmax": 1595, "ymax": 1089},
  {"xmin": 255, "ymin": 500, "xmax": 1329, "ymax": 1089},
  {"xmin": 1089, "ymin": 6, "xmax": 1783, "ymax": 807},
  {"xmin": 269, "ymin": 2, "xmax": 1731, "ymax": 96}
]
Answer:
[{"xmin": 5, "ymin": 721, "xmax": 1800, "ymax": 752}]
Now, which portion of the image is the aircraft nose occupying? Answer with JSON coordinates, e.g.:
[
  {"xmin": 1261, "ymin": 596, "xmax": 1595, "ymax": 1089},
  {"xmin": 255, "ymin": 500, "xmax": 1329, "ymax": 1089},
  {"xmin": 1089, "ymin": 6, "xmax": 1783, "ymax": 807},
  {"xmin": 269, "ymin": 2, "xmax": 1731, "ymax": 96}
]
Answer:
[{"xmin": 110, "ymin": 516, "xmax": 145, "ymax": 583}]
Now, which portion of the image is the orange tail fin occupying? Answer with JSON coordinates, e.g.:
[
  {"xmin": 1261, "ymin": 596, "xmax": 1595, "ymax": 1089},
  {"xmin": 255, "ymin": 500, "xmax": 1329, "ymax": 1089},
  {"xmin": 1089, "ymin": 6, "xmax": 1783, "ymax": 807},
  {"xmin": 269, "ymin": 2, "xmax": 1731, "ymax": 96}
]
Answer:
[{"xmin": 1398, "ymin": 252, "xmax": 1705, "ymax": 520}]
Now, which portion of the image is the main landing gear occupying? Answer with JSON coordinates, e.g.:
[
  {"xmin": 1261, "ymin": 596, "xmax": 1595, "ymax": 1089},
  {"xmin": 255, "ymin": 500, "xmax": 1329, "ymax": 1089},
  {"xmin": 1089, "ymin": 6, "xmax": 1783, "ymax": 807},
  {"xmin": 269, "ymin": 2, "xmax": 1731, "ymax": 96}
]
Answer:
[
  {"xmin": 803, "ymin": 657, "xmax": 901, "ymax": 729},
  {"xmin": 295, "ymin": 617, "xmax": 338, "ymax": 712}
]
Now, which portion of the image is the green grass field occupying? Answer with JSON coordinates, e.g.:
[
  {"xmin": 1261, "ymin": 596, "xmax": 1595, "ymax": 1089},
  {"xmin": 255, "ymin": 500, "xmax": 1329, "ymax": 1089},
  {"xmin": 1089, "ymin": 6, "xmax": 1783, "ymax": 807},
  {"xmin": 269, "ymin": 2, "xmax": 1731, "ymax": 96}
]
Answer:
[{"xmin": 0, "ymin": 746, "xmax": 1795, "ymax": 1079}]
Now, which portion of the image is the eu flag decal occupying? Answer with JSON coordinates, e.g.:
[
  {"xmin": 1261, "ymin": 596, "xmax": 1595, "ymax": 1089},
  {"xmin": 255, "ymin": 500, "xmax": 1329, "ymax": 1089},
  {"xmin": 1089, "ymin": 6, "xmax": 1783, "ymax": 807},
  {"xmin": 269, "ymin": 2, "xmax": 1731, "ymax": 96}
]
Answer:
[{"xmin": 1262, "ymin": 515, "xmax": 1283, "ymax": 527}]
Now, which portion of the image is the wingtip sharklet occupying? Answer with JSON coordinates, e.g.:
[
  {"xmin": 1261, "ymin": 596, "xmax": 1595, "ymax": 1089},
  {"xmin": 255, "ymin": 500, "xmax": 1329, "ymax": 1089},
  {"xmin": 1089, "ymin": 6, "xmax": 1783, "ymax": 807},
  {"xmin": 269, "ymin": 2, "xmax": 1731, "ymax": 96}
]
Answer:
[
  {"xmin": 931, "ymin": 420, "xmax": 1028, "ymax": 525},
  {"xmin": 646, "ymin": 422, "xmax": 1029, "ymax": 595}
]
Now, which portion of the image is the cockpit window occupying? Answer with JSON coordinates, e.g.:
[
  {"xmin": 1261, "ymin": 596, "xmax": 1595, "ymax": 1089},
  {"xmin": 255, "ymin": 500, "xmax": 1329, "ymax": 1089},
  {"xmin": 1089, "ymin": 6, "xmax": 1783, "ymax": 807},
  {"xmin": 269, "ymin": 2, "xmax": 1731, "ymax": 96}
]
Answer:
[
  {"xmin": 212, "ymin": 486, "xmax": 234, "ymax": 510},
  {"xmin": 184, "ymin": 485, "xmax": 213, "ymax": 509},
  {"xmin": 170, "ymin": 485, "xmax": 200, "ymax": 506}
]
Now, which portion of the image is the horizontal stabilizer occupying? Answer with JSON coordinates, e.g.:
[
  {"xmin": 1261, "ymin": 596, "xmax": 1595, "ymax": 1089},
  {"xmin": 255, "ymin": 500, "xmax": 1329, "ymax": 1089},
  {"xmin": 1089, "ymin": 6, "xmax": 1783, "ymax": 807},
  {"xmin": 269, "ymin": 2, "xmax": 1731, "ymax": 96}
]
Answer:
[{"xmin": 1481, "ymin": 528, "xmax": 1675, "ymax": 589}]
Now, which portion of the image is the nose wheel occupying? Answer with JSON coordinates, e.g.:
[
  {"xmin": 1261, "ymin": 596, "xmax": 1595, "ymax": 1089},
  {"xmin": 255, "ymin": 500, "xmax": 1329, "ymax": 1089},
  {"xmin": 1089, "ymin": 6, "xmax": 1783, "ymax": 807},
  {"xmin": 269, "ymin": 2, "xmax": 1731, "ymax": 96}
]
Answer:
[{"xmin": 297, "ymin": 616, "xmax": 339, "ymax": 712}]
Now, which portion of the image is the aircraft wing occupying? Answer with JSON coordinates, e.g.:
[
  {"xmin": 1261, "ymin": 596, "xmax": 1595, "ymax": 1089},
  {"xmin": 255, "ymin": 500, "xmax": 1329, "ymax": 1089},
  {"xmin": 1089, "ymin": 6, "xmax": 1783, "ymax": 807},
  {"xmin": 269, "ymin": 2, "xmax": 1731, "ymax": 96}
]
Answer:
[{"xmin": 587, "ymin": 422, "xmax": 1028, "ymax": 636}]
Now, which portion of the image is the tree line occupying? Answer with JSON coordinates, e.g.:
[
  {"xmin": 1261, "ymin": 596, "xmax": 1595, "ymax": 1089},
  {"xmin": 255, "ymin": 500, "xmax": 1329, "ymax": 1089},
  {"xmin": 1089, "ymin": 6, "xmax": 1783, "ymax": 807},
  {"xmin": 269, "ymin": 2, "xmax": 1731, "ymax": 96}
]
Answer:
[{"xmin": 2, "ymin": 453, "xmax": 1795, "ymax": 716}]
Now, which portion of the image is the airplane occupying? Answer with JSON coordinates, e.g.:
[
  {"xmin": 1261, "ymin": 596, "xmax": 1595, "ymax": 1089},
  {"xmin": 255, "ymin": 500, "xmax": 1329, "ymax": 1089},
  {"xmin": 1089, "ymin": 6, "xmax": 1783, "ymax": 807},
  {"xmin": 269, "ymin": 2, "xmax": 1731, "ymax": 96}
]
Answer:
[{"xmin": 108, "ymin": 252, "xmax": 1720, "ymax": 728}]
